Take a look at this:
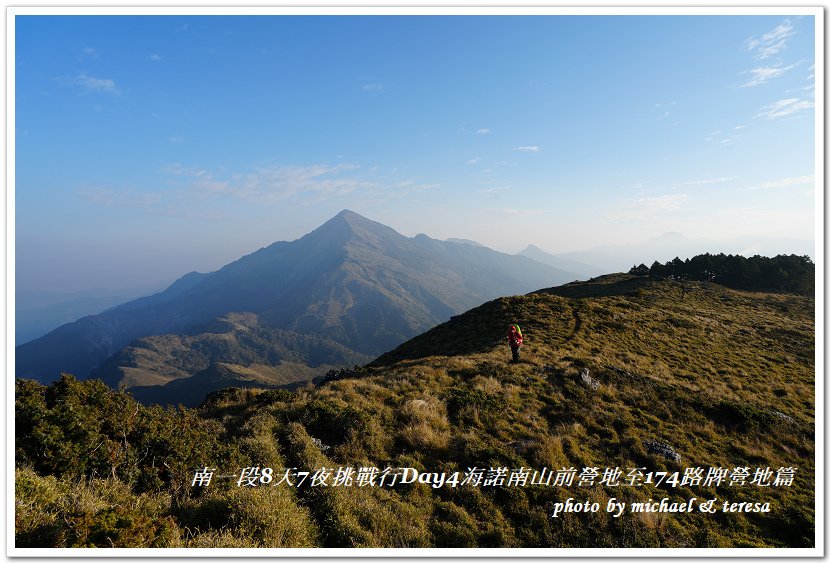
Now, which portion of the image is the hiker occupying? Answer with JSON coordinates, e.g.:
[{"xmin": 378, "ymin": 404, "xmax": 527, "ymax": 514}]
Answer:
[{"xmin": 508, "ymin": 324, "xmax": 523, "ymax": 363}]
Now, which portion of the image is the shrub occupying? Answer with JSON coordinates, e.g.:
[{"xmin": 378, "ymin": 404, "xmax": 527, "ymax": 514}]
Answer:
[
  {"xmin": 15, "ymin": 467, "xmax": 180, "ymax": 548},
  {"xmin": 16, "ymin": 375, "xmax": 239, "ymax": 502}
]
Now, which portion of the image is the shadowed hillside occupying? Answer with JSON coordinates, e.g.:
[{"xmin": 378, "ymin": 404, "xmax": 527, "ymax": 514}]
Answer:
[
  {"xmin": 16, "ymin": 274, "xmax": 815, "ymax": 548},
  {"xmin": 91, "ymin": 312, "xmax": 369, "ymax": 393}
]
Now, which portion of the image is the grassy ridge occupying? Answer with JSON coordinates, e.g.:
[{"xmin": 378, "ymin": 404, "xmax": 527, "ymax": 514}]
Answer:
[{"xmin": 15, "ymin": 274, "xmax": 815, "ymax": 548}]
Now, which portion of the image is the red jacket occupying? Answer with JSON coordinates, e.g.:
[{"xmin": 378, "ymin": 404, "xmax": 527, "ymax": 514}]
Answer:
[{"xmin": 508, "ymin": 328, "xmax": 523, "ymax": 348}]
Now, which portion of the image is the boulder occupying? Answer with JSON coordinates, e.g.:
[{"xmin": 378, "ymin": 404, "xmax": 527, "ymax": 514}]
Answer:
[
  {"xmin": 770, "ymin": 410, "xmax": 796, "ymax": 425},
  {"xmin": 643, "ymin": 439, "xmax": 681, "ymax": 462},
  {"xmin": 310, "ymin": 437, "xmax": 331, "ymax": 453},
  {"xmin": 579, "ymin": 368, "xmax": 600, "ymax": 390}
]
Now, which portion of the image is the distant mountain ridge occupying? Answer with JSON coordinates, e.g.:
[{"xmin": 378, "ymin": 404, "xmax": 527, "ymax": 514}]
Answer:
[
  {"xmin": 445, "ymin": 238, "xmax": 486, "ymax": 247},
  {"xmin": 16, "ymin": 286, "xmax": 157, "ymax": 345},
  {"xmin": 517, "ymin": 244, "xmax": 605, "ymax": 279},
  {"xmin": 91, "ymin": 312, "xmax": 368, "ymax": 392},
  {"xmin": 546, "ymin": 233, "xmax": 814, "ymax": 275},
  {"xmin": 17, "ymin": 210, "xmax": 579, "ymax": 403}
]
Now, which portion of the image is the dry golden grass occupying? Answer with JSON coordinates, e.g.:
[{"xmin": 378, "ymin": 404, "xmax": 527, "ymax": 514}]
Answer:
[{"xmin": 17, "ymin": 274, "xmax": 815, "ymax": 548}]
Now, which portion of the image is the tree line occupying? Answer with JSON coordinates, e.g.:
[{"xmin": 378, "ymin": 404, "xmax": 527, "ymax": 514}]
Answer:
[{"xmin": 629, "ymin": 253, "xmax": 814, "ymax": 295}]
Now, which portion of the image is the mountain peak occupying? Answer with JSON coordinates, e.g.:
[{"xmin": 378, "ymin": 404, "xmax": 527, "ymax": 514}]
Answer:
[
  {"xmin": 311, "ymin": 209, "xmax": 376, "ymax": 235},
  {"xmin": 334, "ymin": 209, "xmax": 364, "ymax": 221},
  {"xmin": 302, "ymin": 210, "xmax": 408, "ymax": 252},
  {"xmin": 325, "ymin": 209, "xmax": 385, "ymax": 230}
]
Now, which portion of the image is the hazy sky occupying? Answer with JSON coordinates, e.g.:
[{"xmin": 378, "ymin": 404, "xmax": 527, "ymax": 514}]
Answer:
[{"xmin": 14, "ymin": 13, "xmax": 817, "ymax": 293}]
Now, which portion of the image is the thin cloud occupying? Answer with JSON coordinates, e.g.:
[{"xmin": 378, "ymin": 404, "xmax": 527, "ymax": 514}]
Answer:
[
  {"xmin": 745, "ymin": 175, "xmax": 814, "ymax": 191},
  {"xmin": 83, "ymin": 162, "xmax": 439, "ymax": 217},
  {"xmin": 718, "ymin": 135, "xmax": 741, "ymax": 147},
  {"xmin": 228, "ymin": 164, "xmax": 438, "ymax": 203},
  {"xmin": 745, "ymin": 19, "xmax": 795, "ymax": 60},
  {"xmin": 467, "ymin": 156, "xmax": 481, "ymax": 165},
  {"xmin": 486, "ymin": 207, "xmax": 545, "ymax": 218},
  {"xmin": 70, "ymin": 72, "xmax": 119, "ymax": 94},
  {"xmin": 681, "ymin": 177, "xmax": 737, "ymax": 186},
  {"xmin": 513, "ymin": 146, "xmax": 540, "ymax": 153},
  {"xmin": 77, "ymin": 186, "xmax": 116, "ymax": 206},
  {"xmin": 82, "ymin": 47, "xmax": 98, "ymax": 59},
  {"xmin": 711, "ymin": 205, "xmax": 813, "ymax": 239},
  {"xmin": 705, "ymin": 130, "xmax": 742, "ymax": 146},
  {"xmin": 607, "ymin": 194, "xmax": 689, "ymax": 220},
  {"xmin": 230, "ymin": 164, "xmax": 368, "ymax": 204},
  {"xmin": 477, "ymin": 128, "xmax": 491, "ymax": 135},
  {"xmin": 149, "ymin": 53, "xmax": 163, "ymax": 61},
  {"xmin": 361, "ymin": 83, "xmax": 384, "ymax": 92},
  {"xmin": 77, "ymin": 186, "xmax": 161, "ymax": 208},
  {"xmin": 755, "ymin": 98, "xmax": 814, "ymax": 120},
  {"xmin": 791, "ymin": 64, "xmax": 817, "ymax": 95},
  {"xmin": 655, "ymin": 101, "xmax": 676, "ymax": 120},
  {"xmin": 635, "ymin": 194, "xmax": 688, "ymax": 211},
  {"xmin": 741, "ymin": 63, "xmax": 797, "ymax": 87},
  {"xmin": 481, "ymin": 186, "xmax": 510, "ymax": 194}
]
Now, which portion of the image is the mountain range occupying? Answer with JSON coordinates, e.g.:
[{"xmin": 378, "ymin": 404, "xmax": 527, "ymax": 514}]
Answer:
[
  {"xmin": 16, "ymin": 286, "xmax": 155, "ymax": 345},
  {"xmin": 517, "ymin": 244, "xmax": 605, "ymax": 279},
  {"xmin": 543, "ymin": 232, "xmax": 814, "ymax": 275},
  {"xmin": 18, "ymin": 227, "xmax": 811, "ymax": 347},
  {"xmin": 16, "ymin": 210, "xmax": 578, "ymax": 403}
]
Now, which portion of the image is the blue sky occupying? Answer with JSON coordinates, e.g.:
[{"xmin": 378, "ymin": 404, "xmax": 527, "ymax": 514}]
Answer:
[{"xmin": 14, "ymin": 13, "xmax": 817, "ymax": 292}]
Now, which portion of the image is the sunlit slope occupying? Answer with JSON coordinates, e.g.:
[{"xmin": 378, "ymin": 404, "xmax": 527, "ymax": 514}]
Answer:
[
  {"xmin": 374, "ymin": 273, "xmax": 813, "ymax": 423},
  {"xmin": 16, "ymin": 274, "xmax": 815, "ymax": 547}
]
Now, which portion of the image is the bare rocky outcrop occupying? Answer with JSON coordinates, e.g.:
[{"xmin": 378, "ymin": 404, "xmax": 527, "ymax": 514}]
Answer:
[
  {"xmin": 579, "ymin": 368, "xmax": 600, "ymax": 390},
  {"xmin": 643, "ymin": 439, "xmax": 681, "ymax": 463}
]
